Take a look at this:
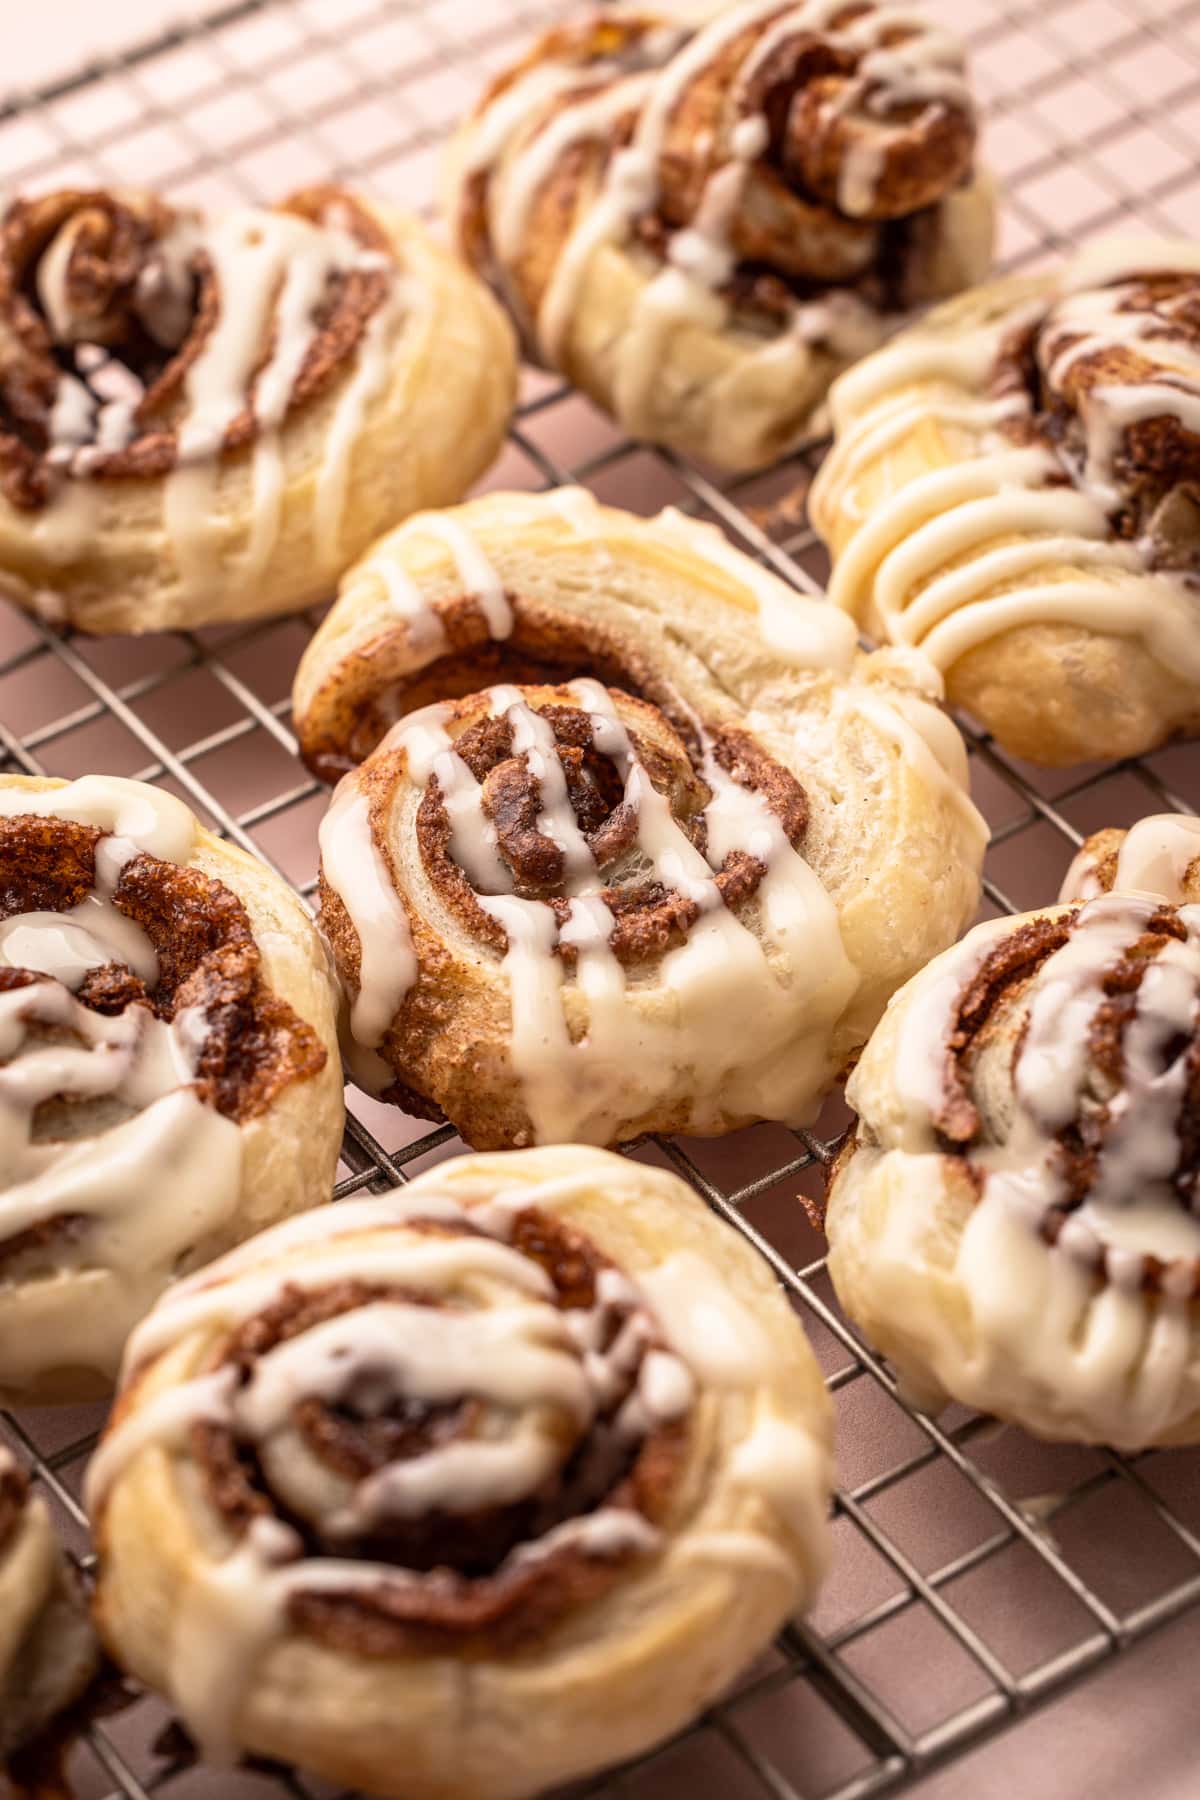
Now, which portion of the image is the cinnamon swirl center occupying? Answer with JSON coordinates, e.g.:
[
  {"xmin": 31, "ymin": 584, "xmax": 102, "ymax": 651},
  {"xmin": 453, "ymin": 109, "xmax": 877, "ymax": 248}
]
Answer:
[
  {"xmin": 189, "ymin": 1207, "xmax": 691, "ymax": 1653},
  {"xmin": 0, "ymin": 185, "xmax": 392, "ymax": 508},
  {"xmin": 411, "ymin": 684, "xmax": 807, "ymax": 965}
]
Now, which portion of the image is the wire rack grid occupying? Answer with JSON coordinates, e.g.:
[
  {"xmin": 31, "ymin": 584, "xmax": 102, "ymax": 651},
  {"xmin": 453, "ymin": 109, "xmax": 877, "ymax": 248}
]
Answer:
[{"xmin": 0, "ymin": 1, "xmax": 1198, "ymax": 1797}]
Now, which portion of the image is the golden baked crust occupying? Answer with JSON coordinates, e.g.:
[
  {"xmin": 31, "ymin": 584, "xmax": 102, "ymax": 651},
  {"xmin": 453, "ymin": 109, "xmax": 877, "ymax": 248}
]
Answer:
[
  {"xmin": 811, "ymin": 238, "xmax": 1200, "ymax": 765},
  {"xmin": 0, "ymin": 186, "xmax": 516, "ymax": 634},
  {"xmin": 0, "ymin": 1450, "xmax": 99, "ymax": 1760},
  {"xmin": 445, "ymin": 3, "xmax": 994, "ymax": 471},
  {"xmin": 90, "ymin": 1144, "xmax": 833, "ymax": 1800},
  {"xmin": 295, "ymin": 488, "xmax": 985, "ymax": 1147},
  {"xmin": 826, "ymin": 815, "xmax": 1200, "ymax": 1447},
  {"xmin": 0, "ymin": 774, "xmax": 344, "ymax": 1403}
]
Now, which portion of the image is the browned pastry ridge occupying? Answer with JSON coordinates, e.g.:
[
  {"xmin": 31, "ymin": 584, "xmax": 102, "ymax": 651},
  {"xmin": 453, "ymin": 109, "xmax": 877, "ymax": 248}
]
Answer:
[
  {"xmin": 0, "ymin": 184, "xmax": 516, "ymax": 633},
  {"xmin": 446, "ymin": 0, "xmax": 995, "ymax": 468},
  {"xmin": 89, "ymin": 1146, "xmax": 833, "ymax": 1799}
]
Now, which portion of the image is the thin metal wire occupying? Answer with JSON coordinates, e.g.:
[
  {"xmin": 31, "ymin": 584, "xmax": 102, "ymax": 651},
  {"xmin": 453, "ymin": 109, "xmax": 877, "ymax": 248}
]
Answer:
[{"xmin": 0, "ymin": 1, "xmax": 1197, "ymax": 1797}]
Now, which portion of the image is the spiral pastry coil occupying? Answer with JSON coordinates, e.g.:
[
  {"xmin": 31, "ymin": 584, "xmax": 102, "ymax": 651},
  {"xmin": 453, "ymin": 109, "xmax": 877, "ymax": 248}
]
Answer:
[
  {"xmin": 826, "ymin": 811, "xmax": 1200, "ymax": 1447},
  {"xmin": 296, "ymin": 488, "xmax": 985, "ymax": 1147},
  {"xmin": 0, "ymin": 774, "xmax": 343, "ymax": 1402},
  {"xmin": 90, "ymin": 1145, "xmax": 833, "ymax": 1800},
  {"xmin": 811, "ymin": 238, "xmax": 1200, "ymax": 764},
  {"xmin": 0, "ymin": 186, "xmax": 515, "ymax": 633},
  {"xmin": 447, "ymin": 0, "xmax": 994, "ymax": 469},
  {"xmin": 0, "ymin": 1446, "xmax": 99, "ymax": 1763}
]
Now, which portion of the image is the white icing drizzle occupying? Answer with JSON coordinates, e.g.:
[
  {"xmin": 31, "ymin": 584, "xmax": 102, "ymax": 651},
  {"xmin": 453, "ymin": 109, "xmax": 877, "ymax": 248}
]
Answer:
[
  {"xmin": 353, "ymin": 510, "xmax": 512, "ymax": 648},
  {"xmin": 358, "ymin": 492, "xmax": 859, "ymax": 674},
  {"xmin": 37, "ymin": 203, "xmax": 394, "ymax": 600},
  {"xmin": 813, "ymin": 249, "xmax": 1200, "ymax": 679},
  {"xmin": 654, "ymin": 507, "xmax": 858, "ymax": 671},
  {"xmin": 344, "ymin": 532, "xmax": 448, "ymax": 657},
  {"xmin": 1112, "ymin": 815, "xmax": 1200, "ymax": 902},
  {"xmin": 413, "ymin": 512, "xmax": 513, "ymax": 639},
  {"xmin": 0, "ymin": 894, "xmax": 157, "ymax": 991},
  {"xmin": 859, "ymin": 894, "xmax": 1200, "ymax": 1442},
  {"xmin": 326, "ymin": 678, "xmax": 858, "ymax": 1142},
  {"xmin": 885, "ymin": 915, "xmax": 1012, "ymax": 1136},
  {"xmin": 610, "ymin": 116, "xmax": 769, "ymax": 438},
  {"xmin": 636, "ymin": 1251, "xmax": 774, "ymax": 1385},
  {"xmin": 0, "ymin": 778, "xmax": 244, "ymax": 1389},
  {"xmin": 90, "ymin": 1152, "xmax": 827, "ymax": 1757},
  {"xmin": 36, "ymin": 223, "xmax": 85, "ymax": 343},
  {"xmin": 0, "ymin": 775, "xmax": 196, "ymax": 862},
  {"xmin": 159, "ymin": 208, "xmax": 385, "ymax": 596},
  {"xmin": 840, "ymin": 678, "xmax": 988, "ymax": 854},
  {"xmin": 317, "ymin": 777, "xmax": 415, "ymax": 1050},
  {"xmin": 1039, "ymin": 279, "xmax": 1200, "ymax": 505},
  {"xmin": 839, "ymin": 130, "xmax": 889, "ymax": 219},
  {"xmin": 85, "ymin": 1369, "xmax": 238, "ymax": 1514},
  {"xmin": 542, "ymin": 483, "xmax": 605, "ymax": 535},
  {"xmin": 464, "ymin": 61, "xmax": 593, "ymax": 180},
  {"xmin": 493, "ymin": 73, "xmax": 658, "ymax": 305},
  {"xmin": 312, "ymin": 278, "xmax": 408, "ymax": 572}
]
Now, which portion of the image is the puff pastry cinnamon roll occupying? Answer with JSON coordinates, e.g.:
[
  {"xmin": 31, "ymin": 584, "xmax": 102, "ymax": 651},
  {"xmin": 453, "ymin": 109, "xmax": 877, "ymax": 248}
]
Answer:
[
  {"xmin": 826, "ymin": 822, "xmax": 1200, "ymax": 1447},
  {"xmin": 0, "ymin": 775, "xmax": 343, "ymax": 1403},
  {"xmin": 1059, "ymin": 813, "xmax": 1200, "ymax": 908},
  {"xmin": 447, "ymin": 1, "xmax": 995, "ymax": 470},
  {"xmin": 90, "ymin": 1145, "xmax": 832, "ymax": 1799},
  {"xmin": 812, "ymin": 239, "xmax": 1200, "ymax": 765},
  {"xmin": 1, "ymin": 1447, "xmax": 99, "ymax": 1764},
  {"xmin": 0, "ymin": 187, "xmax": 515, "ymax": 634},
  {"xmin": 297, "ymin": 489, "xmax": 985, "ymax": 1146}
]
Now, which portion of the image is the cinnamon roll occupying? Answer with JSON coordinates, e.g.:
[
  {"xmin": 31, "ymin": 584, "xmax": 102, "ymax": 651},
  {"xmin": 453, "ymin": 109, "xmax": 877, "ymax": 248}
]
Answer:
[
  {"xmin": 0, "ymin": 187, "xmax": 516, "ymax": 634},
  {"xmin": 1059, "ymin": 813, "xmax": 1200, "ymax": 907},
  {"xmin": 297, "ymin": 489, "xmax": 985, "ymax": 1147},
  {"xmin": 90, "ymin": 1144, "xmax": 832, "ymax": 1799},
  {"xmin": 446, "ymin": 1, "xmax": 995, "ymax": 470},
  {"xmin": 811, "ymin": 238, "xmax": 1200, "ymax": 765},
  {"xmin": 0, "ymin": 774, "xmax": 343, "ymax": 1403},
  {"xmin": 0, "ymin": 1448, "xmax": 99, "ymax": 1765},
  {"xmin": 825, "ymin": 824, "xmax": 1200, "ymax": 1446}
]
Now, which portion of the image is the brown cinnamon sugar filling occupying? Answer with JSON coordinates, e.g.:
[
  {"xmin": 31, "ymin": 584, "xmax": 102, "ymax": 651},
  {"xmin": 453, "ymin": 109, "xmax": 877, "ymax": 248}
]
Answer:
[
  {"xmin": 0, "ymin": 1455, "xmax": 27, "ymax": 1557},
  {"xmin": 407, "ymin": 687, "xmax": 807, "ymax": 965},
  {"xmin": 459, "ymin": 6, "xmax": 977, "ymax": 338},
  {"xmin": 0, "ymin": 185, "xmax": 391, "ymax": 510},
  {"xmin": 301, "ymin": 592, "xmax": 708, "ymax": 782},
  {"xmin": 0, "ymin": 815, "xmax": 327, "ymax": 1264},
  {"xmin": 192, "ymin": 1207, "xmax": 689, "ymax": 1655},
  {"xmin": 992, "ymin": 274, "xmax": 1200, "ymax": 571},
  {"xmin": 930, "ymin": 903, "xmax": 1200, "ymax": 1297}
]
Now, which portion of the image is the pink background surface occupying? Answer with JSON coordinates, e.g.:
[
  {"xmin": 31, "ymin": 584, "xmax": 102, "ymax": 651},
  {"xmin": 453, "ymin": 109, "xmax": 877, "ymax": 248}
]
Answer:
[{"xmin": 1, "ymin": 2, "xmax": 1199, "ymax": 1798}]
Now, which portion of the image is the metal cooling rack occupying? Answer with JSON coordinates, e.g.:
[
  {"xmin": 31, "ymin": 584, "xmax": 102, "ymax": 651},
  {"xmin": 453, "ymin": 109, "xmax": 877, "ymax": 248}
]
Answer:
[{"xmin": 1, "ymin": 1, "xmax": 1199, "ymax": 1796}]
